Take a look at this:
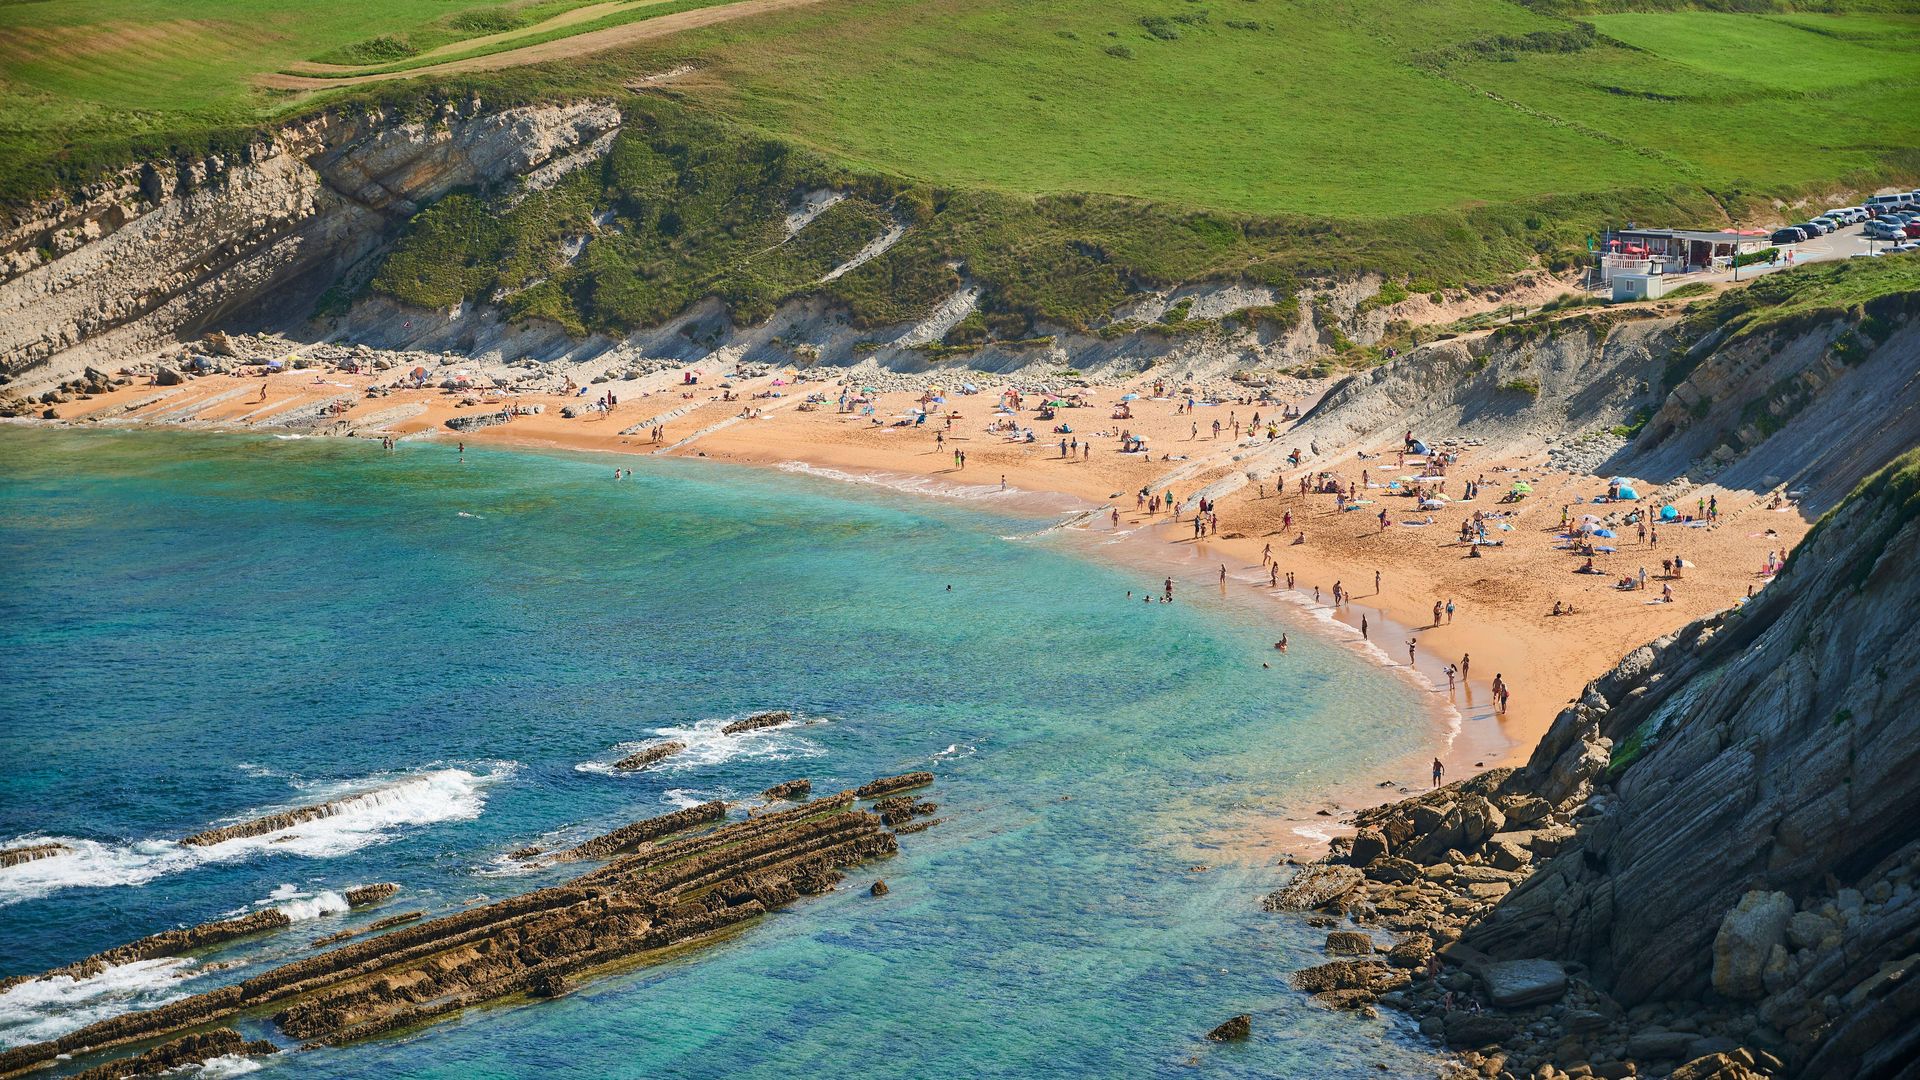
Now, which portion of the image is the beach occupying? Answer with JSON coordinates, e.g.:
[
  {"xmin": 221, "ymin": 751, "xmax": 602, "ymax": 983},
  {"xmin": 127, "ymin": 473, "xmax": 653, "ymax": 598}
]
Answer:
[{"xmin": 46, "ymin": 356, "xmax": 1808, "ymax": 787}]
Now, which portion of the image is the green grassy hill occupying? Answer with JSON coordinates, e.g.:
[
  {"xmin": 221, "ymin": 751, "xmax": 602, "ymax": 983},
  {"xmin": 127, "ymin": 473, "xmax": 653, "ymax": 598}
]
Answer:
[{"xmin": 2, "ymin": 0, "xmax": 1916, "ymax": 338}]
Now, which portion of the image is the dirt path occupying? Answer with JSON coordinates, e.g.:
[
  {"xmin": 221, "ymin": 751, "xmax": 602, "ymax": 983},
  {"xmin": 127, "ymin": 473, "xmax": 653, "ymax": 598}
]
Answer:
[
  {"xmin": 282, "ymin": 0, "xmax": 676, "ymax": 74},
  {"xmin": 256, "ymin": 0, "xmax": 826, "ymax": 89}
]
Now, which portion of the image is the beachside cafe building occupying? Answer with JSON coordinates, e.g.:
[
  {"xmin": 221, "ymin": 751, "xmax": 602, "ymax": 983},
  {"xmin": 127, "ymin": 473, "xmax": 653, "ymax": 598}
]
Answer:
[{"xmin": 1598, "ymin": 228, "xmax": 1771, "ymax": 280}]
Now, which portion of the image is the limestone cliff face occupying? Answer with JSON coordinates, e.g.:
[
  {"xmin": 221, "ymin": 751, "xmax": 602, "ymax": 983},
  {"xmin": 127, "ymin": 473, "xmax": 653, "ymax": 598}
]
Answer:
[
  {"xmin": 1618, "ymin": 304, "xmax": 1920, "ymax": 511},
  {"xmin": 0, "ymin": 99, "xmax": 620, "ymax": 383},
  {"xmin": 1468, "ymin": 450, "xmax": 1920, "ymax": 1077}
]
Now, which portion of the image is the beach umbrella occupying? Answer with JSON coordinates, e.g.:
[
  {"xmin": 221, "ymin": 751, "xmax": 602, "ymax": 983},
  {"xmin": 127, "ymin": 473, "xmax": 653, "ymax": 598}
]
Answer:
[{"xmin": 1578, "ymin": 513, "xmax": 1601, "ymax": 523}]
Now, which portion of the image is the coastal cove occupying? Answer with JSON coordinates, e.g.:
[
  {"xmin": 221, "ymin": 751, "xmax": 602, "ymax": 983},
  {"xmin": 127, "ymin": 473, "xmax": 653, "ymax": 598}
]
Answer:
[{"xmin": 0, "ymin": 426, "xmax": 1459, "ymax": 1079}]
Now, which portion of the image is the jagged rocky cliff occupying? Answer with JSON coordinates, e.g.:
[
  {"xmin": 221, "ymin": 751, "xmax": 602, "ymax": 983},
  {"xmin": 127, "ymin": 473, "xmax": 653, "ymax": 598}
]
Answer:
[
  {"xmin": 0, "ymin": 99, "xmax": 622, "ymax": 382},
  {"xmin": 1266, "ymin": 449, "xmax": 1920, "ymax": 1080}
]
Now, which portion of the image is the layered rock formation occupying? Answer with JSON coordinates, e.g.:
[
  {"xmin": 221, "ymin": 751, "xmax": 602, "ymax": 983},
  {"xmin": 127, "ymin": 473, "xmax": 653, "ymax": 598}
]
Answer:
[
  {"xmin": 0, "ymin": 842, "xmax": 68, "ymax": 868},
  {"xmin": 0, "ymin": 99, "xmax": 620, "ymax": 383},
  {"xmin": 722, "ymin": 710, "xmax": 792, "ymax": 735},
  {"xmin": 68, "ymin": 1029, "xmax": 275, "ymax": 1080},
  {"xmin": 612, "ymin": 740, "xmax": 686, "ymax": 771},
  {"xmin": 0, "ymin": 778, "xmax": 929, "ymax": 1078},
  {"xmin": 1266, "ymin": 448, "xmax": 1920, "ymax": 1079}
]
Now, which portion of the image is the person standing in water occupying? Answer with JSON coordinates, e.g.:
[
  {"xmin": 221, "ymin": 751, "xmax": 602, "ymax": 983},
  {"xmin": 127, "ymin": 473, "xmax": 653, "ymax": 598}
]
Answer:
[
  {"xmin": 1163, "ymin": 577, "xmax": 1174, "ymax": 603},
  {"xmin": 1406, "ymin": 639, "xmax": 1417, "ymax": 665},
  {"xmin": 1360, "ymin": 615, "xmax": 1369, "ymax": 640},
  {"xmin": 1460, "ymin": 654, "xmax": 1470, "ymax": 681}
]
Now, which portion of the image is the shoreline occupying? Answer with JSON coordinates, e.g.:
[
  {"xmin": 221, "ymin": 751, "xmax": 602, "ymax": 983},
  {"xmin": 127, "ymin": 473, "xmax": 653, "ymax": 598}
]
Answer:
[{"xmin": 18, "ymin": 359, "xmax": 1811, "ymax": 855}]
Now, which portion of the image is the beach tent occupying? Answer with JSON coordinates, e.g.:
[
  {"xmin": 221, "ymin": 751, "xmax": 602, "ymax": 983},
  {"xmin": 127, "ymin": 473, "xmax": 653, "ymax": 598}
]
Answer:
[
  {"xmin": 1615, "ymin": 484, "xmax": 1639, "ymax": 500},
  {"xmin": 1409, "ymin": 440, "xmax": 1432, "ymax": 455},
  {"xmin": 961, "ymin": 383, "xmax": 979, "ymax": 394},
  {"xmin": 1594, "ymin": 528, "xmax": 1617, "ymax": 538},
  {"xmin": 1660, "ymin": 505, "xmax": 1679, "ymax": 521},
  {"xmin": 1418, "ymin": 498, "xmax": 1447, "ymax": 510},
  {"xmin": 1511, "ymin": 481, "xmax": 1533, "ymax": 494},
  {"xmin": 1120, "ymin": 393, "xmax": 1139, "ymax": 402}
]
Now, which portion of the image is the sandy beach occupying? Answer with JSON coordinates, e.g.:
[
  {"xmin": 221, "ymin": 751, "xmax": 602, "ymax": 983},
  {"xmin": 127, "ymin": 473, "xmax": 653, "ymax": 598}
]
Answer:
[{"xmin": 47, "ymin": 360, "xmax": 1810, "ymax": 820}]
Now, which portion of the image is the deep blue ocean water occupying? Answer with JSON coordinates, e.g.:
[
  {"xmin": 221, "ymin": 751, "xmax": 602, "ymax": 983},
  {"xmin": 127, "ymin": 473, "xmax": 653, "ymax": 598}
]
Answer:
[{"xmin": 0, "ymin": 427, "xmax": 1443, "ymax": 1078}]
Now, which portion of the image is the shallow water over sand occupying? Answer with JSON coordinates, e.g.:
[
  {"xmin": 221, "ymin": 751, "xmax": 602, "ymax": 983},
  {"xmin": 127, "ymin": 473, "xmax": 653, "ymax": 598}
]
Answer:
[{"xmin": 0, "ymin": 427, "xmax": 1443, "ymax": 1078}]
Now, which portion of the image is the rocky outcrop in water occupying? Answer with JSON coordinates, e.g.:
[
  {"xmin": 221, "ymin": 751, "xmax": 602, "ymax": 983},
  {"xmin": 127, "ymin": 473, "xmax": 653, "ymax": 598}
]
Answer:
[
  {"xmin": 68, "ymin": 1029, "xmax": 275, "ymax": 1080},
  {"xmin": 0, "ymin": 908, "xmax": 293, "ymax": 993},
  {"xmin": 344, "ymin": 882, "xmax": 399, "ymax": 907},
  {"xmin": 0, "ymin": 779, "xmax": 925, "ymax": 1077},
  {"xmin": 552, "ymin": 800, "xmax": 727, "ymax": 862},
  {"xmin": 0, "ymin": 843, "xmax": 68, "ymax": 868},
  {"xmin": 613, "ymin": 741, "xmax": 686, "ymax": 772},
  {"xmin": 855, "ymin": 772, "xmax": 933, "ymax": 800},
  {"xmin": 871, "ymin": 795, "xmax": 938, "ymax": 827},
  {"xmin": 760, "ymin": 779, "xmax": 812, "ymax": 802},
  {"xmin": 722, "ymin": 710, "xmax": 791, "ymax": 735},
  {"xmin": 1207, "ymin": 1015, "xmax": 1251, "ymax": 1041},
  {"xmin": 311, "ymin": 910, "xmax": 425, "ymax": 950},
  {"xmin": 179, "ymin": 787, "xmax": 400, "ymax": 846},
  {"xmin": 1263, "ymin": 449, "xmax": 1920, "ymax": 1080}
]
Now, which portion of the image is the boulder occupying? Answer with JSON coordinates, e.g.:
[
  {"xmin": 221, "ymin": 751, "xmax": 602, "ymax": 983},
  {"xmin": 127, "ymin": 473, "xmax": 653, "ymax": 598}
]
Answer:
[
  {"xmin": 1350, "ymin": 827, "xmax": 1389, "ymax": 865},
  {"xmin": 869, "ymin": 880, "xmax": 889, "ymax": 897},
  {"xmin": 1263, "ymin": 866, "xmax": 1365, "ymax": 912},
  {"xmin": 1479, "ymin": 958, "xmax": 1568, "ymax": 1008},
  {"xmin": 1712, "ymin": 890, "xmax": 1794, "ymax": 1001},
  {"xmin": 1386, "ymin": 937, "xmax": 1433, "ymax": 969},
  {"xmin": 1206, "ymin": 1015, "xmax": 1251, "ymax": 1041},
  {"xmin": 1325, "ymin": 931, "xmax": 1374, "ymax": 956},
  {"xmin": 1443, "ymin": 1010, "xmax": 1518, "ymax": 1048},
  {"xmin": 1626, "ymin": 1030, "xmax": 1696, "ymax": 1060},
  {"xmin": 1290, "ymin": 959, "xmax": 1410, "ymax": 995},
  {"xmin": 154, "ymin": 366, "xmax": 184, "ymax": 386}
]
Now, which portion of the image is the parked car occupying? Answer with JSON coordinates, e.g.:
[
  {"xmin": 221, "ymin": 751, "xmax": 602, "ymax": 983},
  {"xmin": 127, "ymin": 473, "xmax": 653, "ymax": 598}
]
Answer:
[
  {"xmin": 1771, "ymin": 227, "xmax": 1808, "ymax": 244},
  {"xmin": 1864, "ymin": 221, "xmax": 1906, "ymax": 241},
  {"xmin": 1893, "ymin": 242, "xmax": 1920, "ymax": 255},
  {"xmin": 1868, "ymin": 193, "xmax": 1915, "ymax": 213},
  {"xmin": 1797, "ymin": 221, "xmax": 1831, "ymax": 236},
  {"xmin": 1904, "ymin": 221, "xmax": 1920, "ymax": 239}
]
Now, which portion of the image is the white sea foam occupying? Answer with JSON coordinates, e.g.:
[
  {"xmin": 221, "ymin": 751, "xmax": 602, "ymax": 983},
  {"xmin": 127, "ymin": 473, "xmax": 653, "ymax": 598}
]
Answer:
[
  {"xmin": 778, "ymin": 460, "xmax": 1008, "ymax": 500},
  {"xmin": 274, "ymin": 889, "xmax": 349, "ymax": 922},
  {"xmin": 929, "ymin": 743, "xmax": 977, "ymax": 763},
  {"xmin": 0, "ymin": 958, "xmax": 198, "ymax": 1049},
  {"xmin": 194, "ymin": 1055, "xmax": 267, "ymax": 1077},
  {"xmin": 576, "ymin": 716, "xmax": 826, "ymax": 777},
  {"xmin": 0, "ymin": 765, "xmax": 512, "ymax": 905}
]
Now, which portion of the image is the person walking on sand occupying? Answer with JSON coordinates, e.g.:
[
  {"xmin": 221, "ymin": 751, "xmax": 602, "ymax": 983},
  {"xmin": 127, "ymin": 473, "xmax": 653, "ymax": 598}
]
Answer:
[
  {"xmin": 1492, "ymin": 673, "xmax": 1506, "ymax": 711},
  {"xmin": 1445, "ymin": 598, "xmax": 1455, "ymax": 624},
  {"xmin": 1432, "ymin": 757, "xmax": 1444, "ymax": 788},
  {"xmin": 1112, "ymin": 508, "xmax": 1120, "ymax": 528},
  {"xmin": 1374, "ymin": 570, "xmax": 1381, "ymax": 594},
  {"xmin": 1446, "ymin": 664, "xmax": 1456, "ymax": 692},
  {"xmin": 1000, "ymin": 475, "xmax": 1007, "ymax": 492},
  {"xmin": 1461, "ymin": 653, "xmax": 1470, "ymax": 681},
  {"xmin": 1262, "ymin": 543, "xmax": 1272, "ymax": 566},
  {"xmin": 1433, "ymin": 600, "xmax": 1443, "ymax": 626}
]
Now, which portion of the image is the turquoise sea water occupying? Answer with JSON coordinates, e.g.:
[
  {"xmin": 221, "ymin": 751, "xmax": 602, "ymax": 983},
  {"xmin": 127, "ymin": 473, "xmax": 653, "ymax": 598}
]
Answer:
[{"xmin": 0, "ymin": 427, "xmax": 1443, "ymax": 1078}]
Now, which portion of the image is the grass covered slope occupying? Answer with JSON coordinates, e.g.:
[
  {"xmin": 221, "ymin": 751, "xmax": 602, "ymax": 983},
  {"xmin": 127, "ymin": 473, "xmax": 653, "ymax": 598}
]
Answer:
[
  {"xmin": 2, "ymin": 0, "xmax": 1916, "ymax": 217},
  {"xmin": 668, "ymin": 0, "xmax": 1920, "ymax": 215}
]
